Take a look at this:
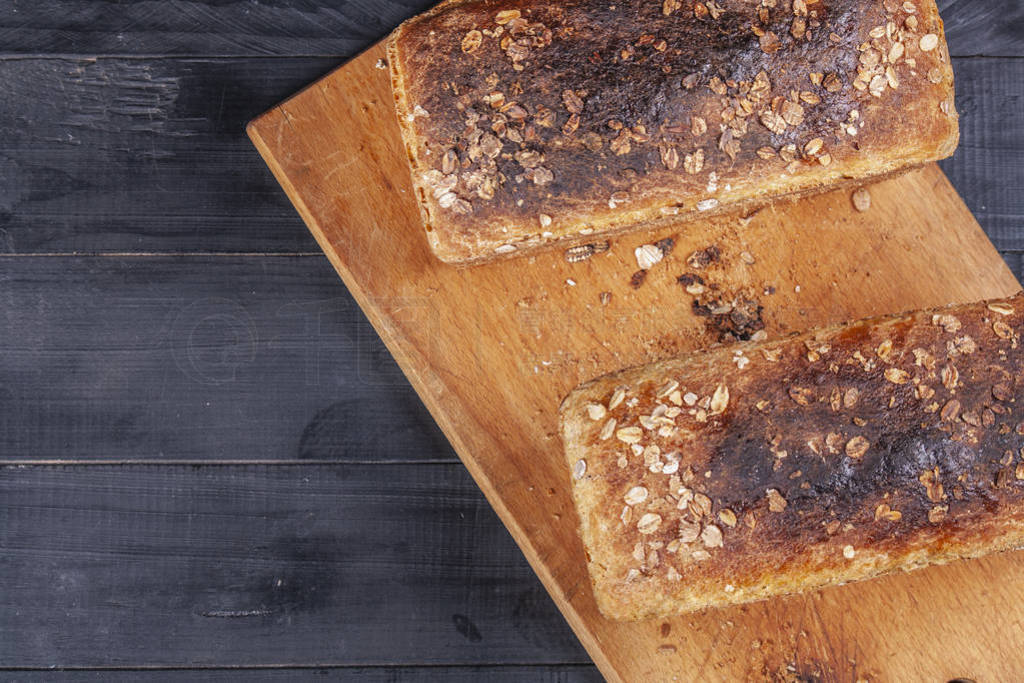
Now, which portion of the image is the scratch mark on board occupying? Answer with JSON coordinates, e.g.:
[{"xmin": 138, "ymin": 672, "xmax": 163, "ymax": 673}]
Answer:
[{"xmin": 199, "ymin": 608, "xmax": 274, "ymax": 618}]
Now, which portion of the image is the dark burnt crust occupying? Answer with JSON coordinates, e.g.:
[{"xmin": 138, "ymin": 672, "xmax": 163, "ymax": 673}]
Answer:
[
  {"xmin": 562, "ymin": 294, "xmax": 1024, "ymax": 619},
  {"xmin": 390, "ymin": 0, "xmax": 958, "ymax": 262},
  {"xmin": 709, "ymin": 317, "xmax": 1021, "ymax": 553}
]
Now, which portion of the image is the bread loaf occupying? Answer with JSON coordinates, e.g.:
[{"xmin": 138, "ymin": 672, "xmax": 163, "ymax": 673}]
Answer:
[
  {"xmin": 560, "ymin": 294, "xmax": 1024, "ymax": 620},
  {"xmin": 387, "ymin": 0, "xmax": 958, "ymax": 264}
]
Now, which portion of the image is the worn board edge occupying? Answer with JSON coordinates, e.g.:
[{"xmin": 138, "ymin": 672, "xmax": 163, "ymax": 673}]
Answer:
[{"xmin": 246, "ymin": 44, "xmax": 1020, "ymax": 683}]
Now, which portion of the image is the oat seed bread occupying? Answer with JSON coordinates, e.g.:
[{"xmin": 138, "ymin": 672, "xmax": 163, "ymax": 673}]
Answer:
[
  {"xmin": 560, "ymin": 294, "xmax": 1024, "ymax": 620},
  {"xmin": 387, "ymin": 0, "xmax": 958, "ymax": 265}
]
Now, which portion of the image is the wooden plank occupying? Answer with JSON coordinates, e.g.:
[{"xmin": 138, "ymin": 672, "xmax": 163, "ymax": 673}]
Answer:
[
  {"xmin": 0, "ymin": 666, "xmax": 602, "ymax": 681},
  {"xmin": 1001, "ymin": 251, "xmax": 1023, "ymax": 278},
  {"xmin": 248, "ymin": 40, "xmax": 1023, "ymax": 682},
  {"xmin": 0, "ymin": 0, "xmax": 434, "ymax": 58},
  {"xmin": 938, "ymin": 58, "xmax": 1024, "ymax": 250},
  {"xmin": 0, "ymin": 464, "xmax": 589, "ymax": 668},
  {"xmin": 1, "ymin": 250, "xmax": 1023, "ymax": 464},
  {"xmin": 938, "ymin": 0, "xmax": 1024, "ymax": 56},
  {"xmin": 0, "ymin": 255, "xmax": 456, "ymax": 462},
  {"xmin": 0, "ymin": 57, "xmax": 331, "ymax": 254},
  {"xmin": 0, "ymin": 56, "xmax": 1020, "ymax": 255},
  {"xmin": 0, "ymin": 0, "xmax": 1018, "ymax": 57}
]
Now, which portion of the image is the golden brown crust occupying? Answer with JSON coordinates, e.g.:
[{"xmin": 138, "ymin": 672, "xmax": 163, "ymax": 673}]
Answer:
[
  {"xmin": 388, "ymin": 0, "xmax": 958, "ymax": 264},
  {"xmin": 560, "ymin": 294, "xmax": 1024, "ymax": 620}
]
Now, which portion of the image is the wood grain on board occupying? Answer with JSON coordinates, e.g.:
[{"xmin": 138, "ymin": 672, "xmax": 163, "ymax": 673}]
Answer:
[
  {"xmin": 0, "ymin": 464, "xmax": 587, "ymax": 668},
  {"xmin": 0, "ymin": 255, "xmax": 456, "ymax": 463},
  {"xmin": 247, "ymin": 39, "xmax": 1023, "ymax": 682}
]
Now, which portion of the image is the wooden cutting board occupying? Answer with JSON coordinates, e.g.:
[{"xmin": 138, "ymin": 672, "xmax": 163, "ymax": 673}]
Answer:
[{"xmin": 248, "ymin": 41, "xmax": 1023, "ymax": 682}]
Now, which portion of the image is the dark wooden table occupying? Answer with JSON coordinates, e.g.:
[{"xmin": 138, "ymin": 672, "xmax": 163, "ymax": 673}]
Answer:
[{"xmin": 0, "ymin": 1, "xmax": 1021, "ymax": 680}]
